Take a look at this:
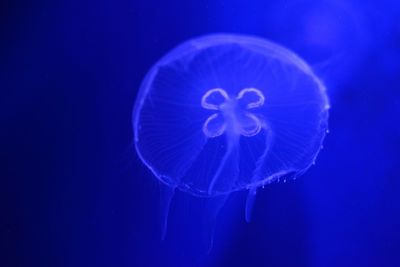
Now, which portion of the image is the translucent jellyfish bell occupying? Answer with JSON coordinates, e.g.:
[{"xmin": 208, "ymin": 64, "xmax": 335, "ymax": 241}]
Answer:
[{"xmin": 133, "ymin": 34, "xmax": 329, "ymax": 238}]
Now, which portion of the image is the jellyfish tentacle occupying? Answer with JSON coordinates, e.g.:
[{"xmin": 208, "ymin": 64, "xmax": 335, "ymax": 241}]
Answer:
[
  {"xmin": 244, "ymin": 122, "xmax": 272, "ymax": 221},
  {"xmin": 245, "ymin": 187, "xmax": 257, "ymax": 223},
  {"xmin": 159, "ymin": 182, "xmax": 176, "ymax": 240},
  {"xmin": 207, "ymin": 144, "xmax": 232, "ymax": 194},
  {"xmin": 203, "ymin": 195, "xmax": 228, "ymax": 253}
]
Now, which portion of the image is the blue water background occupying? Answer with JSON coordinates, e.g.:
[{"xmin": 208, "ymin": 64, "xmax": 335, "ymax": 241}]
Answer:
[{"xmin": 1, "ymin": 0, "xmax": 399, "ymax": 266}]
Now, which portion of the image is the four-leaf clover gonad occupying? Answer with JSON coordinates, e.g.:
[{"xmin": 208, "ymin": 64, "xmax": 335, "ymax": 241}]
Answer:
[{"xmin": 201, "ymin": 88, "xmax": 265, "ymax": 138}]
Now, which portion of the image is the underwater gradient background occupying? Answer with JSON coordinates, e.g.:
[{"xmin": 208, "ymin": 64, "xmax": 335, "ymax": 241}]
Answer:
[{"xmin": 1, "ymin": 0, "xmax": 399, "ymax": 266}]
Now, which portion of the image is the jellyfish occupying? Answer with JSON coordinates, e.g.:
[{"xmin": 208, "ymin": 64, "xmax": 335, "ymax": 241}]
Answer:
[{"xmin": 132, "ymin": 34, "xmax": 329, "ymax": 241}]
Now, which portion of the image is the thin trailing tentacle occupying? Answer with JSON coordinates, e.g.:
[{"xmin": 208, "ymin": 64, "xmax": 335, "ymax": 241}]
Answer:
[
  {"xmin": 202, "ymin": 195, "xmax": 227, "ymax": 253},
  {"xmin": 159, "ymin": 183, "xmax": 175, "ymax": 240},
  {"xmin": 245, "ymin": 187, "xmax": 257, "ymax": 223}
]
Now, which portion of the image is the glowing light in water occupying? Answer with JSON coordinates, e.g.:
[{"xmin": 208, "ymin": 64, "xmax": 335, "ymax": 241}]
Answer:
[{"xmin": 132, "ymin": 34, "xmax": 329, "ymax": 243}]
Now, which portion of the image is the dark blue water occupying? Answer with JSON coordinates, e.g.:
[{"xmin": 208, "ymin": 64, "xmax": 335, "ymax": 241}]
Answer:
[{"xmin": 1, "ymin": 0, "xmax": 399, "ymax": 266}]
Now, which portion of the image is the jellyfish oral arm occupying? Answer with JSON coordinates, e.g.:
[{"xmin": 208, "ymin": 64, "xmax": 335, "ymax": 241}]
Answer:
[
  {"xmin": 207, "ymin": 130, "xmax": 240, "ymax": 194},
  {"xmin": 201, "ymin": 88, "xmax": 266, "ymax": 194}
]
